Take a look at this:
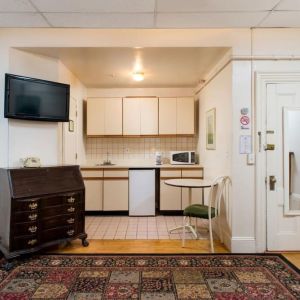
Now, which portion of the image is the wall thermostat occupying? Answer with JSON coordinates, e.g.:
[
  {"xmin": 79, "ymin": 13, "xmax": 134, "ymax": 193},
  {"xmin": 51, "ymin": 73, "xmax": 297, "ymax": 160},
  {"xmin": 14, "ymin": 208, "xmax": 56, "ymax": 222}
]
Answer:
[{"xmin": 241, "ymin": 108, "xmax": 249, "ymax": 115}]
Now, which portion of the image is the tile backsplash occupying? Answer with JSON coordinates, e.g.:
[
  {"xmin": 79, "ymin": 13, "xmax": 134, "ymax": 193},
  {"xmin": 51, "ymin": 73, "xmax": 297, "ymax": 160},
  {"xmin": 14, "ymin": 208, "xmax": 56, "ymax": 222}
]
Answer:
[{"xmin": 86, "ymin": 137, "xmax": 198, "ymax": 162}]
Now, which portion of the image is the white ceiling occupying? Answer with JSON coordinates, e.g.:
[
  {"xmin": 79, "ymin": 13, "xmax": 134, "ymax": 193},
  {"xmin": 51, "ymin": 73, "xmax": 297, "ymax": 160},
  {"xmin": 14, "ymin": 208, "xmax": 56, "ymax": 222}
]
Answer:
[
  {"xmin": 1, "ymin": 0, "xmax": 300, "ymax": 28},
  {"xmin": 19, "ymin": 47, "xmax": 228, "ymax": 88}
]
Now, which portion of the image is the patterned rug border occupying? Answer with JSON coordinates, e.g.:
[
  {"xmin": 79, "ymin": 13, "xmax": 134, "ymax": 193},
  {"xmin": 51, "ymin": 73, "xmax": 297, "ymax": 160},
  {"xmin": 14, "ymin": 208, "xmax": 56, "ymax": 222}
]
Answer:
[
  {"xmin": 45, "ymin": 252, "xmax": 299, "ymax": 273},
  {"xmin": 0, "ymin": 253, "xmax": 299, "ymax": 299}
]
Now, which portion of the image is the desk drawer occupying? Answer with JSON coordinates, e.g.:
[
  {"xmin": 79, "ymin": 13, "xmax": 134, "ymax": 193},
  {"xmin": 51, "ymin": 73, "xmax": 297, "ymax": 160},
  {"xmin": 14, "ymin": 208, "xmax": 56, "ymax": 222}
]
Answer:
[
  {"xmin": 14, "ymin": 198, "xmax": 39, "ymax": 212},
  {"xmin": 42, "ymin": 214, "xmax": 77, "ymax": 230},
  {"xmin": 14, "ymin": 221, "xmax": 38, "ymax": 236},
  {"xmin": 11, "ymin": 235, "xmax": 39, "ymax": 251},
  {"xmin": 42, "ymin": 193, "xmax": 82, "ymax": 207},
  {"xmin": 41, "ymin": 225, "xmax": 79, "ymax": 243},
  {"xmin": 41, "ymin": 203, "xmax": 82, "ymax": 217}
]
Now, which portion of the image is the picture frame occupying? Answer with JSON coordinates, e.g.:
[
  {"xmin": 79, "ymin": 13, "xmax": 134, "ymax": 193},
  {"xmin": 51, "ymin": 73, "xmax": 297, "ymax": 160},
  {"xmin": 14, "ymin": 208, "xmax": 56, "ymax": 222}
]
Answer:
[
  {"xmin": 69, "ymin": 120, "xmax": 74, "ymax": 132},
  {"xmin": 206, "ymin": 108, "xmax": 216, "ymax": 150}
]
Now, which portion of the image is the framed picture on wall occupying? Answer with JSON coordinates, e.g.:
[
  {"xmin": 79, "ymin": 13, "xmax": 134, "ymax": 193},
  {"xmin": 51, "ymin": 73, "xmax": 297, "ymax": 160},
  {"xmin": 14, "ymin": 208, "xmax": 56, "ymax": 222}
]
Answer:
[{"xmin": 206, "ymin": 108, "xmax": 216, "ymax": 150}]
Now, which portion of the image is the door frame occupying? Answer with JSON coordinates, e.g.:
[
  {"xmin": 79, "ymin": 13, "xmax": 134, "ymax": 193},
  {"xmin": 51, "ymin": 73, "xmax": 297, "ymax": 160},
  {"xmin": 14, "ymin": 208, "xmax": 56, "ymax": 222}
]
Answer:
[{"xmin": 255, "ymin": 72, "xmax": 300, "ymax": 252}]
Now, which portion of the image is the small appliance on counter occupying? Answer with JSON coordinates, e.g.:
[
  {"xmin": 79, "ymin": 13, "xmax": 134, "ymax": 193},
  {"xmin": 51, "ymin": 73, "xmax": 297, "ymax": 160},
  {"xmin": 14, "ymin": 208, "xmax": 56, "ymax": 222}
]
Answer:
[
  {"xmin": 155, "ymin": 152, "xmax": 162, "ymax": 165},
  {"xmin": 170, "ymin": 151, "xmax": 196, "ymax": 165}
]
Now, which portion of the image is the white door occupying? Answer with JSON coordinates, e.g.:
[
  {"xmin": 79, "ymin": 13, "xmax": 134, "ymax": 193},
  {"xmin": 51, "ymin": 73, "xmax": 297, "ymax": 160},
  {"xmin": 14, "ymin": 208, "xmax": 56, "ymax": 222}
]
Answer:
[
  {"xmin": 266, "ymin": 83, "xmax": 300, "ymax": 250},
  {"xmin": 63, "ymin": 96, "xmax": 77, "ymax": 164}
]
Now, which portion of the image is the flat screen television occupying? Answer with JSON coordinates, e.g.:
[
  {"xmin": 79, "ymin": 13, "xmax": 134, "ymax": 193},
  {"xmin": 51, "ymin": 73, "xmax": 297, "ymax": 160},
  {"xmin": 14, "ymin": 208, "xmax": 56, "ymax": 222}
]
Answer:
[{"xmin": 4, "ymin": 73, "xmax": 70, "ymax": 122}]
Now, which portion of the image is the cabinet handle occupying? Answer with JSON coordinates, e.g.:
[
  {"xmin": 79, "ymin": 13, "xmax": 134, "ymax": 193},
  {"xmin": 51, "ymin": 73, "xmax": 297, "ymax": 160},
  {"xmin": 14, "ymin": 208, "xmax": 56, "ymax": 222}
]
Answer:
[
  {"xmin": 28, "ymin": 202, "xmax": 38, "ymax": 210},
  {"xmin": 67, "ymin": 218, "xmax": 75, "ymax": 224},
  {"xmin": 67, "ymin": 229, "xmax": 74, "ymax": 236},
  {"xmin": 67, "ymin": 207, "xmax": 75, "ymax": 213},
  {"xmin": 28, "ymin": 214, "xmax": 38, "ymax": 221},
  {"xmin": 28, "ymin": 226, "xmax": 37, "ymax": 233},
  {"xmin": 67, "ymin": 196, "xmax": 75, "ymax": 203},
  {"xmin": 28, "ymin": 239, "xmax": 37, "ymax": 246}
]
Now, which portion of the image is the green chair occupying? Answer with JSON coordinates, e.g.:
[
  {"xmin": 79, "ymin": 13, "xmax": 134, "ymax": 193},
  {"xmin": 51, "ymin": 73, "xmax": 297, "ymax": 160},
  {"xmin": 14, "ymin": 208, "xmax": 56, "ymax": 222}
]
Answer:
[{"xmin": 182, "ymin": 176, "xmax": 231, "ymax": 253}]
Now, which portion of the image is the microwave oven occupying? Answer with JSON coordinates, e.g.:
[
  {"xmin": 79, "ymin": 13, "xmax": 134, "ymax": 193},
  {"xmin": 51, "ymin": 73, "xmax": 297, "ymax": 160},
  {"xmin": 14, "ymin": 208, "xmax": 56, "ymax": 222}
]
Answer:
[{"xmin": 170, "ymin": 151, "xmax": 196, "ymax": 165}]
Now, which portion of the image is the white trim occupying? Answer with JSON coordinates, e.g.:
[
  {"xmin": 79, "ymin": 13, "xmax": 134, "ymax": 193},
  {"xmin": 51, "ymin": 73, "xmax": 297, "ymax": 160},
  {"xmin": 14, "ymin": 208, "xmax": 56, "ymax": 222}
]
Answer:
[
  {"xmin": 231, "ymin": 237, "xmax": 256, "ymax": 253},
  {"xmin": 255, "ymin": 72, "xmax": 300, "ymax": 252}
]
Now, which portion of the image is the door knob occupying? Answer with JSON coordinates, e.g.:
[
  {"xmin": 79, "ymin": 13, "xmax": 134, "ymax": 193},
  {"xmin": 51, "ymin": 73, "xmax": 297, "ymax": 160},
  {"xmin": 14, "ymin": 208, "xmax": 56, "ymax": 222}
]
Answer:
[{"xmin": 269, "ymin": 175, "xmax": 277, "ymax": 191}]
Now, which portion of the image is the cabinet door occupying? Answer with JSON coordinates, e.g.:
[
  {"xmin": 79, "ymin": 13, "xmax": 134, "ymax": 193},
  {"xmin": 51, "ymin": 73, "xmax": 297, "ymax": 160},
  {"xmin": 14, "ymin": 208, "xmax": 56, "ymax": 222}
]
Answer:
[
  {"xmin": 105, "ymin": 98, "xmax": 122, "ymax": 135},
  {"xmin": 176, "ymin": 97, "xmax": 195, "ymax": 135},
  {"xmin": 87, "ymin": 99, "xmax": 105, "ymax": 136},
  {"xmin": 84, "ymin": 179, "xmax": 103, "ymax": 211},
  {"xmin": 103, "ymin": 180, "xmax": 129, "ymax": 211},
  {"xmin": 159, "ymin": 98, "xmax": 177, "ymax": 135},
  {"xmin": 140, "ymin": 98, "xmax": 158, "ymax": 135},
  {"xmin": 181, "ymin": 188, "xmax": 203, "ymax": 210},
  {"xmin": 160, "ymin": 180, "xmax": 181, "ymax": 210},
  {"xmin": 123, "ymin": 98, "xmax": 141, "ymax": 135}
]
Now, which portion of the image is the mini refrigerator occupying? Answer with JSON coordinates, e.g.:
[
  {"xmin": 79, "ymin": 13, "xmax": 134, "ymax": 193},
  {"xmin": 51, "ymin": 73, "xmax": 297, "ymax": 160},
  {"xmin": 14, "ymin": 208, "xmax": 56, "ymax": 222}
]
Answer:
[{"xmin": 129, "ymin": 168, "xmax": 156, "ymax": 216}]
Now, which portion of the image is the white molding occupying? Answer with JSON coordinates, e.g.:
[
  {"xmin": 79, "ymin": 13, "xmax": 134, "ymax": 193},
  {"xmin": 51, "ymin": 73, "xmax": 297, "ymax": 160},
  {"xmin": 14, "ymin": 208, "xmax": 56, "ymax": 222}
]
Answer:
[
  {"xmin": 222, "ymin": 230, "xmax": 232, "ymax": 252},
  {"xmin": 255, "ymin": 72, "xmax": 300, "ymax": 253},
  {"xmin": 231, "ymin": 237, "xmax": 256, "ymax": 253}
]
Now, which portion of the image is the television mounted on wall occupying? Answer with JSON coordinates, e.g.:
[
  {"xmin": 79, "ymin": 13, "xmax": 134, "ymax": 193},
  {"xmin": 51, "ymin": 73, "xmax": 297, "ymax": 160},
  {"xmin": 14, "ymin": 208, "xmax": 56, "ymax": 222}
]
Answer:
[{"xmin": 4, "ymin": 73, "xmax": 70, "ymax": 122}]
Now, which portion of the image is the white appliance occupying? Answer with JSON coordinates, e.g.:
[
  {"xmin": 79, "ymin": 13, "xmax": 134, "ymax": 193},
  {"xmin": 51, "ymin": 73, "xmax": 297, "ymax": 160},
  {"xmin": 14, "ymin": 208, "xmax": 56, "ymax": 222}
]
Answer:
[
  {"xmin": 129, "ymin": 169, "xmax": 156, "ymax": 216},
  {"xmin": 170, "ymin": 151, "xmax": 196, "ymax": 165}
]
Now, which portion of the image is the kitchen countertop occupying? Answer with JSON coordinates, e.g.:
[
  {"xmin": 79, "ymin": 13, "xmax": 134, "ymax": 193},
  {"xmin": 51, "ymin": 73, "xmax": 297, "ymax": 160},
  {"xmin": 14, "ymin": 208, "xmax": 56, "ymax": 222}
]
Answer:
[{"xmin": 81, "ymin": 162, "xmax": 203, "ymax": 169}]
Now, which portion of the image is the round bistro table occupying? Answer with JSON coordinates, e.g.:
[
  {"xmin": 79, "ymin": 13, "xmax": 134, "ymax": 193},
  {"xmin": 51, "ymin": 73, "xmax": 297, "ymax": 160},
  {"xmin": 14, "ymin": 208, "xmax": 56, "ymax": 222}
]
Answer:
[{"xmin": 164, "ymin": 178, "xmax": 212, "ymax": 238}]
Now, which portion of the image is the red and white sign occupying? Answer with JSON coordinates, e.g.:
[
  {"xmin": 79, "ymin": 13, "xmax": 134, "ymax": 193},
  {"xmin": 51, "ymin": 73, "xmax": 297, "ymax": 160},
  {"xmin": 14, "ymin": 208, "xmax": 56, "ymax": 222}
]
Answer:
[{"xmin": 240, "ymin": 115, "xmax": 250, "ymax": 126}]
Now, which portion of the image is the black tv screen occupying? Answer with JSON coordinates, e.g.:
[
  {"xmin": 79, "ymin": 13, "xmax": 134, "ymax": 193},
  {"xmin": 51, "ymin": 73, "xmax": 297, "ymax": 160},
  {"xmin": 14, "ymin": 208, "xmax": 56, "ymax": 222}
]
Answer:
[{"xmin": 4, "ymin": 73, "xmax": 70, "ymax": 122}]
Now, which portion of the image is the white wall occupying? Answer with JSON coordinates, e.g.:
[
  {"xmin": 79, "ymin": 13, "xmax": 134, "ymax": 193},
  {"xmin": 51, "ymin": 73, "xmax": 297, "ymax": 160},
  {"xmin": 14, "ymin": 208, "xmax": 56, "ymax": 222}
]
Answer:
[
  {"xmin": 198, "ymin": 63, "xmax": 232, "ymax": 179},
  {"xmin": 2, "ymin": 28, "xmax": 300, "ymax": 252},
  {"xmin": 8, "ymin": 49, "xmax": 60, "ymax": 167},
  {"xmin": 58, "ymin": 61, "xmax": 87, "ymax": 165},
  {"xmin": 198, "ymin": 63, "xmax": 233, "ymax": 249}
]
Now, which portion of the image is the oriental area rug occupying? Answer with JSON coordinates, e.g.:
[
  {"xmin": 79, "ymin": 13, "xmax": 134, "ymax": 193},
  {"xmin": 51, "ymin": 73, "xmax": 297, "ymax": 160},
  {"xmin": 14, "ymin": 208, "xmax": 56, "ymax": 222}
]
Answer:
[{"xmin": 0, "ymin": 254, "xmax": 299, "ymax": 299}]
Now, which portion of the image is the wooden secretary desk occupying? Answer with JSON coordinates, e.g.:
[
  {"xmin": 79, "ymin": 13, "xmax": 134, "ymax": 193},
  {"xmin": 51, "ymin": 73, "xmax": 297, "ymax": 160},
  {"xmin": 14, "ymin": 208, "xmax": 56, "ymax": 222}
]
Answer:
[{"xmin": 0, "ymin": 165, "xmax": 88, "ymax": 267}]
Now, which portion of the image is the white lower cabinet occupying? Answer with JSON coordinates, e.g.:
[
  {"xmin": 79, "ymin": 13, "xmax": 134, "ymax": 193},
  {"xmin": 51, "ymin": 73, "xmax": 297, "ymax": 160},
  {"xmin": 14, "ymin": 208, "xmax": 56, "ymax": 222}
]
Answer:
[
  {"xmin": 160, "ymin": 180, "xmax": 181, "ymax": 210},
  {"xmin": 84, "ymin": 179, "xmax": 103, "ymax": 211},
  {"xmin": 181, "ymin": 188, "xmax": 203, "ymax": 209},
  {"xmin": 103, "ymin": 180, "xmax": 129, "ymax": 211},
  {"xmin": 160, "ymin": 167, "xmax": 203, "ymax": 211}
]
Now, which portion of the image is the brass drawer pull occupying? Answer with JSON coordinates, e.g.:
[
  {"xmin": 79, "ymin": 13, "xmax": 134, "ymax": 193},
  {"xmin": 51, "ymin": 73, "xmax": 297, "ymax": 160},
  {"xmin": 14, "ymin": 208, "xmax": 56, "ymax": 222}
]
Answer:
[
  {"xmin": 28, "ymin": 202, "xmax": 38, "ymax": 210},
  {"xmin": 67, "ymin": 229, "xmax": 74, "ymax": 236},
  {"xmin": 28, "ymin": 214, "xmax": 38, "ymax": 221},
  {"xmin": 28, "ymin": 239, "xmax": 37, "ymax": 246},
  {"xmin": 28, "ymin": 226, "xmax": 37, "ymax": 233},
  {"xmin": 67, "ymin": 196, "xmax": 75, "ymax": 203},
  {"xmin": 67, "ymin": 207, "xmax": 75, "ymax": 213},
  {"xmin": 67, "ymin": 218, "xmax": 75, "ymax": 224}
]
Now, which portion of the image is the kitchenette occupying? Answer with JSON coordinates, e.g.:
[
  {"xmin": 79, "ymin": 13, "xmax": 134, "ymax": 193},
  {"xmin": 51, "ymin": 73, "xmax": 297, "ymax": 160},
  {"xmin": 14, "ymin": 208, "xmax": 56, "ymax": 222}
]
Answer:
[{"xmin": 82, "ymin": 96, "xmax": 203, "ymax": 218}]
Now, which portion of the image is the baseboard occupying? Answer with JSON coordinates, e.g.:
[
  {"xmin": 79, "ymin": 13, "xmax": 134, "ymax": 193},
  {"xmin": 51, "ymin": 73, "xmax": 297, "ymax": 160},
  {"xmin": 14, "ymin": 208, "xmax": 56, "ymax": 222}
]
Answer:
[
  {"xmin": 231, "ymin": 237, "xmax": 256, "ymax": 253},
  {"xmin": 222, "ymin": 230, "xmax": 232, "ymax": 252}
]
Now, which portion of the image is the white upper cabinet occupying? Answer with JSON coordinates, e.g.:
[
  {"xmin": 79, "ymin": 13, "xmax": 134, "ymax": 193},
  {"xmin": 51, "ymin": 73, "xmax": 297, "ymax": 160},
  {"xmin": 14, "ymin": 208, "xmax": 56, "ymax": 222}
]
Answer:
[
  {"xmin": 87, "ymin": 98, "xmax": 105, "ymax": 136},
  {"xmin": 159, "ymin": 97, "xmax": 177, "ymax": 135},
  {"xmin": 87, "ymin": 98, "xmax": 122, "ymax": 136},
  {"xmin": 123, "ymin": 98, "xmax": 141, "ymax": 135},
  {"xmin": 105, "ymin": 98, "xmax": 122, "ymax": 135},
  {"xmin": 140, "ymin": 98, "xmax": 158, "ymax": 135},
  {"xmin": 176, "ymin": 97, "xmax": 195, "ymax": 135},
  {"xmin": 159, "ymin": 97, "xmax": 195, "ymax": 135},
  {"xmin": 123, "ymin": 97, "xmax": 158, "ymax": 136}
]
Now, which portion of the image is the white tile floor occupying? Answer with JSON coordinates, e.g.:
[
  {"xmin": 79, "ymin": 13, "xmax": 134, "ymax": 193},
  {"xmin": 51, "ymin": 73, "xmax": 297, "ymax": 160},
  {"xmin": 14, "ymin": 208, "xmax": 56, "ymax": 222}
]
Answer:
[{"xmin": 85, "ymin": 215, "xmax": 209, "ymax": 240}]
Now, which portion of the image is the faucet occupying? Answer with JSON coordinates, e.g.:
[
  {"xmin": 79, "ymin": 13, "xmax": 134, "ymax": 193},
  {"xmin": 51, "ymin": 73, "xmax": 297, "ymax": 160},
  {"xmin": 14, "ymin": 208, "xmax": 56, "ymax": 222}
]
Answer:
[{"xmin": 103, "ymin": 152, "xmax": 112, "ymax": 165}]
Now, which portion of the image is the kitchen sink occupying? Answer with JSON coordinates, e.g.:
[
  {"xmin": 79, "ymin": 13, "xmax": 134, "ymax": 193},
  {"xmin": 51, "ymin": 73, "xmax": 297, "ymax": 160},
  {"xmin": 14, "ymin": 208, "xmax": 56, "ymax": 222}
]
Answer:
[{"xmin": 95, "ymin": 163, "xmax": 116, "ymax": 166}]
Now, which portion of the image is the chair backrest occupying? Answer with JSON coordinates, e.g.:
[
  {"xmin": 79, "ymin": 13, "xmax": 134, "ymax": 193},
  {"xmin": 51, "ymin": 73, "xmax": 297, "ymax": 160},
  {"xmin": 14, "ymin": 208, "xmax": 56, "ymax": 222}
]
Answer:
[{"xmin": 208, "ymin": 176, "xmax": 231, "ymax": 220}]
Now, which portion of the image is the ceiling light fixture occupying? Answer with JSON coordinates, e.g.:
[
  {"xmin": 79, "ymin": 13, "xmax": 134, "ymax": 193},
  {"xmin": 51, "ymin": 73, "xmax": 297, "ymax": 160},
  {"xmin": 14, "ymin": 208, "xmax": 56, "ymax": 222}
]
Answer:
[{"xmin": 132, "ymin": 71, "xmax": 144, "ymax": 81}]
